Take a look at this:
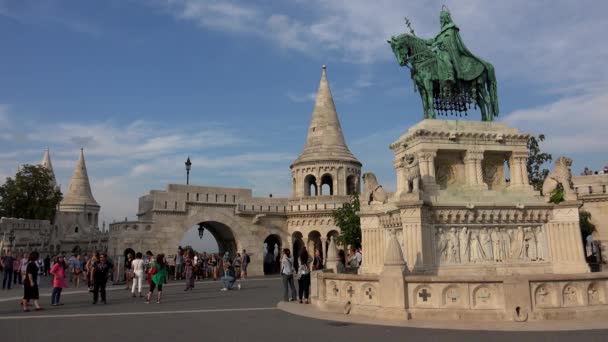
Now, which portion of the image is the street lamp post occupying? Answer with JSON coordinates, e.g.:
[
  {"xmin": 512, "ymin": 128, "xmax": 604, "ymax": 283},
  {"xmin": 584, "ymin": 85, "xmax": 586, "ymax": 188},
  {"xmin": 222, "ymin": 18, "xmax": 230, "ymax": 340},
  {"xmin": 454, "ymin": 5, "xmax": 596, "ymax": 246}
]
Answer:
[
  {"xmin": 197, "ymin": 223, "xmax": 205, "ymax": 239},
  {"xmin": 8, "ymin": 229, "xmax": 15, "ymax": 252},
  {"xmin": 185, "ymin": 157, "xmax": 192, "ymax": 185}
]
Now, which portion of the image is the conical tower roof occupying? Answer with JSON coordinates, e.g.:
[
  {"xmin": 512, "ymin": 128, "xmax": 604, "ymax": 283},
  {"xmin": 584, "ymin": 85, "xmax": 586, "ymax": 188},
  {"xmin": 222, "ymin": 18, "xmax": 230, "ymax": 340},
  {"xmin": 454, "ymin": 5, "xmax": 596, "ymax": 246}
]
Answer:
[
  {"xmin": 61, "ymin": 148, "xmax": 98, "ymax": 207},
  {"xmin": 40, "ymin": 147, "xmax": 57, "ymax": 185},
  {"xmin": 292, "ymin": 65, "xmax": 360, "ymax": 166}
]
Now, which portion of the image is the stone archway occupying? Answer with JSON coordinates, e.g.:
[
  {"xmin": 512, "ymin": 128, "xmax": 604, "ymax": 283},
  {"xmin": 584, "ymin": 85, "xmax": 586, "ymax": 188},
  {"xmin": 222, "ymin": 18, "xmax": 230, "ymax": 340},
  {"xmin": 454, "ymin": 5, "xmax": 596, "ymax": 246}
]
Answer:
[
  {"xmin": 193, "ymin": 221, "xmax": 238, "ymax": 257},
  {"xmin": 263, "ymin": 234, "xmax": 281, "ymax": 275}
]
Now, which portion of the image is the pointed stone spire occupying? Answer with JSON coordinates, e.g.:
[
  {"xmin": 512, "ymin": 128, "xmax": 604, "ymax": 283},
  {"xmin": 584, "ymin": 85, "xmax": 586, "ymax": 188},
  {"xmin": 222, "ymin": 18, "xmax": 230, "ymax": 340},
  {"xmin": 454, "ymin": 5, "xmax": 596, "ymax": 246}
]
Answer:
[
  {"xmin": 40, "ymin": 147, "xmax": 57, "ymax": 185},
  {"xmin": 61, "ymin": 148, "xmax": 99, "ymax": 208},
  {"xmin": 325, "ymin": 235, "xmax": 340, "ymax": 272},
  {"xmin": 292, "ymin": 65, "xmax": 360, "ymax": 165}
]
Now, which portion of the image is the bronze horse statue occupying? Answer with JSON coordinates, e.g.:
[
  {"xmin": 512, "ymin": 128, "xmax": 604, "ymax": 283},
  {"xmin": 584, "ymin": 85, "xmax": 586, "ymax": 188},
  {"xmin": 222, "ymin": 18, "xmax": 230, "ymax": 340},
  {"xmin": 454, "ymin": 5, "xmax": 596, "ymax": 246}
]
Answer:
[{"xmin": 388, "ymin": 32, "xmax": 499, "ymax": 121}]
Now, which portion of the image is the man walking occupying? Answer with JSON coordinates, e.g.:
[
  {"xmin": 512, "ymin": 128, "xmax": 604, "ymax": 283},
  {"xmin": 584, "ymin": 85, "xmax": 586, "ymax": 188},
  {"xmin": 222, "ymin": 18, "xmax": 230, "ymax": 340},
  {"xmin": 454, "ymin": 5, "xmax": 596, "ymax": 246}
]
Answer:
[
  {"xmin": 174, "ymin": 248, "xmax": 183, "ymax": 281},
  {"xmin": 2, "ymin": 250, "xmax": 15, "ymax": 290}
]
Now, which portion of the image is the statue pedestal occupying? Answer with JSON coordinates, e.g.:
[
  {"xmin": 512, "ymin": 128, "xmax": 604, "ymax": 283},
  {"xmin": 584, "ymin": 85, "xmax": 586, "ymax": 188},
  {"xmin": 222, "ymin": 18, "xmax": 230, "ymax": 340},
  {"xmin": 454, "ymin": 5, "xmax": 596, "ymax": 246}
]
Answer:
[{"xmin": 358, "ymin": 119, "xmax": 588, "ymax": 277}]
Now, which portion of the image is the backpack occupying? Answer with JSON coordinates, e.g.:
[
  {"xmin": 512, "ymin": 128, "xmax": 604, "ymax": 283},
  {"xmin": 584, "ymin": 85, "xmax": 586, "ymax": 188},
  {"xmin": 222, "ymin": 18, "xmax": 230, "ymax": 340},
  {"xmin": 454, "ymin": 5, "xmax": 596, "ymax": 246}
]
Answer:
[{"xmin": 245, "ymin": 255, "xmax": 251, "ymax": 264}]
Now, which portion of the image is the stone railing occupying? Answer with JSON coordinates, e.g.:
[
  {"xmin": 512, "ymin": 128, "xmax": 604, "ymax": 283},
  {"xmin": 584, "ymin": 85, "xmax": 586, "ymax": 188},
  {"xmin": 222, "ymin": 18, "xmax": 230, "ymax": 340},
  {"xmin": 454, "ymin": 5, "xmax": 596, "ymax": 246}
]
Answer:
[{"xmin": 312, "ymin": 271, "xmax": 608, "ymax": 321}]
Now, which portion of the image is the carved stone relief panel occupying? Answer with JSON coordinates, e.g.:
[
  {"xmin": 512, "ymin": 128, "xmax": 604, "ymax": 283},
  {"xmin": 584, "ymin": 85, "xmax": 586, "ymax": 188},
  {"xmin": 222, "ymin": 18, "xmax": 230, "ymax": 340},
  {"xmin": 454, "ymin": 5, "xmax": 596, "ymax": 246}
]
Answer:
[
  {"xmin": 412, "ymin": 284, "xmax": 435, "ymax": 307},
  {"xmin": 327, "ymin": 280, "xmax": 340, "ymax": 302},
  {"xmin": 533, "ymin": 283, "xmax": 558, "ymax": 308},
  {"xmin": 434, "ymin": 225, "xmax": 549, "ymax": 266},
  {"xmin": 360, "ymin": 283, "xmax": 379, "ymax": 306},
  {"xmin": 587, "ymin": 282, "xmax": 606, "ymax": 306},
  {"xmin": 471, "ymin": 284, "xmax": 502, "ymax": 309},
  {"xmin": 562, "ymin": 283, "xmax": 582, "ymax": 307}
]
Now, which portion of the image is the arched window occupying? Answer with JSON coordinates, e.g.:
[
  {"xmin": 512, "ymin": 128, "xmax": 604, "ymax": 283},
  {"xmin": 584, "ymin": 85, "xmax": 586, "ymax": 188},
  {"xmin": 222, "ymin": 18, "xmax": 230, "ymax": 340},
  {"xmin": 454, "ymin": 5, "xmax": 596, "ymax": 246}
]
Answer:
[
  {"xmin": 321, "ymin": 174, "xmax": 333, "ymax": 195},
  {"xmin": 87, "ymin": 212, "xmax": 92, "ymax": 225},
  {"xmin": 74, "ymin": 226, "xmax": 79, "ymax": 233},
  {"xmin": 292, "ymin": 178, "xmax": 297, "ymax": 196},
  {"xmin": 304, "ymin": 174, "xmax": 317, "ymax": 196},
  {"xmin": 346, "ymin": 175, "xmax": 358, "ymax": 195}
]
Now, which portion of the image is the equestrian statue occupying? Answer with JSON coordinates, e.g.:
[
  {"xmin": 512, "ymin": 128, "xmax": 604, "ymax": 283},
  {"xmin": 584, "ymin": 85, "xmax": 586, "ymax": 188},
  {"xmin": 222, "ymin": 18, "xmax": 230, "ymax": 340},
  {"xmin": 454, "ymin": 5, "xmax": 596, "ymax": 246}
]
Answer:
[{"xmin": 388, "ymin": 7, "xmax": 499, "ymax": 121}]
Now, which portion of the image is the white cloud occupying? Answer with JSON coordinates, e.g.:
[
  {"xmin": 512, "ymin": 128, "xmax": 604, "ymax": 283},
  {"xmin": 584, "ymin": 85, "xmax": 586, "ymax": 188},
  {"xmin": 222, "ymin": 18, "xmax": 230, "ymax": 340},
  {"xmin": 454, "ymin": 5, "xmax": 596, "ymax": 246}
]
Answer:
[
  {"xmin": 286, "ymin": 91, "xmax": 316, "ymax": 103},
  {"xmin": 503, "ymin": 89, "xmax": 608, "ymax": 154}
]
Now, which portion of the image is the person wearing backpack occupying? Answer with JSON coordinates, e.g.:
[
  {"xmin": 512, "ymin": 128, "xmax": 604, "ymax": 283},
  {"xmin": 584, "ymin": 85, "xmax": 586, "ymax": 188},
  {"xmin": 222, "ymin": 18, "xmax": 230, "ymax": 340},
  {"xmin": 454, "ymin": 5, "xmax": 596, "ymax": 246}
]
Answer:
[
  {"xmin": 146, "ymin": 254, "xmax": 167, "ymax": 304},
  {"xmin": 280, "ymin": 249, "xmax": 297, "ymax": 302}
]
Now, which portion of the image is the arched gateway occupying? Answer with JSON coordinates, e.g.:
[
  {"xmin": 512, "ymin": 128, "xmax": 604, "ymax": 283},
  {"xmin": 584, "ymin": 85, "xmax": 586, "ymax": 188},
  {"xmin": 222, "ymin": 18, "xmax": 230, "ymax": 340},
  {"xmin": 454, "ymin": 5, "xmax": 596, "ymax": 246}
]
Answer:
[{"xmin": 108, "ymin": 184, "xmax": 289, "ymax": 276}]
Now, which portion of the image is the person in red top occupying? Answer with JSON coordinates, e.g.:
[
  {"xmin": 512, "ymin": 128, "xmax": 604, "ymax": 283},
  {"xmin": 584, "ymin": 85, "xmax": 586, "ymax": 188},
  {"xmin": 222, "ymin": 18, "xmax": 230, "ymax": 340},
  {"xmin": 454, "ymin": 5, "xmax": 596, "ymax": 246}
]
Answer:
[{"xmin": 50, "ymin": 255, "xmax": 68, "ymax": 306}]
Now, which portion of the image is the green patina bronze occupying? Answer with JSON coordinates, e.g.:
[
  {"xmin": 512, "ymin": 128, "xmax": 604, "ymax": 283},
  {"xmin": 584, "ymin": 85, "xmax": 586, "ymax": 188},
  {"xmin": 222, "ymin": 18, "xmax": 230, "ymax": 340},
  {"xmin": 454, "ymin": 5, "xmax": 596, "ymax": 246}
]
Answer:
[{"xmin": 388, "ymin": 7, "xmax": 499, "ymax": 121}]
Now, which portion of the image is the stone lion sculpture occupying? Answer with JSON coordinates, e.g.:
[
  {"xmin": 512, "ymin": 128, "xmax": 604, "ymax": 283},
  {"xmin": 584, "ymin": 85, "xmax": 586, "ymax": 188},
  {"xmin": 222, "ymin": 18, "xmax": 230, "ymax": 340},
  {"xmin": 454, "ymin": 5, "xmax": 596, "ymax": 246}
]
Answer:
[
  {"xmin": 362, "ymin": 172, "xmax": 387, "ymax": 205},
  {"xmin": 403, "ymin": 154, "xmax": 421, "ymax": 193},
  {"xmin": 542, "ymin": 156, "xmax": 576, "ymax": 201}
]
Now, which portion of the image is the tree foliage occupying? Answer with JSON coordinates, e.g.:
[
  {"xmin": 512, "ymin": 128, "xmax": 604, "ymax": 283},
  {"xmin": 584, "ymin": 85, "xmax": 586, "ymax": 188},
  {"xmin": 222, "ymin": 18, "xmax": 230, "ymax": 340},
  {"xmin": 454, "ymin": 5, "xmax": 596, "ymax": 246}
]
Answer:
[
  {"xmin": 549, "ymin": 183, "xmax": 565, "ymax": 204},
  {"xmin": 332, "ymin": 193, "xmax": 361, "ymax": 248},
  {"xmin": 0, "ymin": 164, "xmax": 62, "ymax": 221},
  {"xmin": 527, "ymin": 134, "xmax": 552, "ymax": 193}
]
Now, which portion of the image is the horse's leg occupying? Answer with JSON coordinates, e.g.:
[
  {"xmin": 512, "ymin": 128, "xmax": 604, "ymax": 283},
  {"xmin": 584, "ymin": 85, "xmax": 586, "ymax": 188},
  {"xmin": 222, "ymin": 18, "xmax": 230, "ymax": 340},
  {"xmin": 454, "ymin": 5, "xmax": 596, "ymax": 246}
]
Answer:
[{"xmin": 417, "ymin": 84, "xmax": 429, "ymax": 119}]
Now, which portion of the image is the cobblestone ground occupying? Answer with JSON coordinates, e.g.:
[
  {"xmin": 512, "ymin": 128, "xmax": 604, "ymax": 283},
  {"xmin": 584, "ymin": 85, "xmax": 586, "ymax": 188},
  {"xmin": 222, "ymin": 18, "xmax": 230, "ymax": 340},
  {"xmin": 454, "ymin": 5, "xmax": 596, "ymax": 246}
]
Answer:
[{"xmin": 0, "ymin": 273, "xmax": 606, "ymax": 341}]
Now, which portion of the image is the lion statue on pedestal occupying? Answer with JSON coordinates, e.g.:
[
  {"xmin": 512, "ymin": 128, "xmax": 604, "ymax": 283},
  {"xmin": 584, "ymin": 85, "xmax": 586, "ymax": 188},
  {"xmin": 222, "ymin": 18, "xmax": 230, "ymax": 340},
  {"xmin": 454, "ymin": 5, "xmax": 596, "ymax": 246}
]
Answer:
[
  {"xmin": 362, "ymin": 172, "xmax": 387, "ymax": 205},
  {"xmin": 542, "ymin": 156, "xmax": 576, "ymax": 201},
  {"xmin": 404, "ymin": 154, "xmax": 421, "ymax": 193}
]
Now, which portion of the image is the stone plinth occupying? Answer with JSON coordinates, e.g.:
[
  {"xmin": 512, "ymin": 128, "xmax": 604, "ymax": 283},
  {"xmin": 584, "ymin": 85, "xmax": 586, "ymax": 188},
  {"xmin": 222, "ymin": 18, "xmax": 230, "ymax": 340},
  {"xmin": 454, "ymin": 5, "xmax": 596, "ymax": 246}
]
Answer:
[{"xmin": 359, "ymin": 120, "xmax": 588, "ymax": 277}]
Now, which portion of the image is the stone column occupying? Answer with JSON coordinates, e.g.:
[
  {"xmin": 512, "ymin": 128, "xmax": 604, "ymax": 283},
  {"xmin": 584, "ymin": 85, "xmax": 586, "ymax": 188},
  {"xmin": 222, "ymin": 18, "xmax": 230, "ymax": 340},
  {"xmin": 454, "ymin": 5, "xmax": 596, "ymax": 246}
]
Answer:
[
  {"xmin": 316, "ymin": 179, "xmax": 322, "ymax": 196},
  {"xmin": 379, "ymin": 229, "xmax": 408, "ymax": 319},
  {"xmin": 393, "ymin": 158, "xmax": 406, "ymax": 197},
  {"xmin": 359, "ymin": 215, "xmax": 383, "ymax": 274},
  {"xmin": 509, "ymin": 152, "xmax": 530, "ymax": 189},
  {"xmin": 545, "ymin": 204, "xmax": 589, "ymax": 274},
  {"xmin": 418, "ymin": 151, "xmax": 437, "ymax": 193},
  {"xmin": 320, "ymin": 237, "xmax": 328, "ymax": 266},
  {"xmin": 325, "ymin": 236, "xmax": 339, "ymax": 272},
  {"xmin": 464, "ymin": 150, "xmax": 486, "ymax": 190}
]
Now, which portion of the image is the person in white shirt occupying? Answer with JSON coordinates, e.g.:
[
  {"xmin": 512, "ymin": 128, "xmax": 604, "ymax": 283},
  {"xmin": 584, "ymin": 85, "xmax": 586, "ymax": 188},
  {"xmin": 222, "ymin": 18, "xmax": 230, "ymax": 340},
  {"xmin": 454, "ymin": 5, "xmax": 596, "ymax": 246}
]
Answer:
[
  {"xmin": 131, "ymin": 252, "xmax": 145, "ymax": 298},
  {"xmin": 280, "ymin": 249, "xmax": 297, "ymax": 302}
]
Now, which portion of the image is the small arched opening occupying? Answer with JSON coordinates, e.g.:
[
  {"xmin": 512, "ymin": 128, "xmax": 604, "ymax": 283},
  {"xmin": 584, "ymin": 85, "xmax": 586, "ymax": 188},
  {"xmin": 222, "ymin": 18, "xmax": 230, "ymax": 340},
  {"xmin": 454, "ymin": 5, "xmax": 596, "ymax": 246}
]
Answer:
[
  {"xmin": 346, "ymin": 175, "xmax": 358, "ymax": 195},
  {"xmin": 307, "ymin": 230, "xmax": 323, "ymax": 260},
  {"xmin": 74, "ymin": 226, "xmax": 79, "ymax": 233},
  {"xmin": 292, "ymin": 231, "xmax": 305, "ymax": 269},
  {"xmin": 304, "ymin": 174, "xmax": 317, "ymax": 196},
  {"xmin": 321, "ymin": 173, "xmax": 334, "ymax": 196},
  {"xmin": 263, "ymin": 234, "xmax": 282, "ymax": 275},
  {"xmin": 292, "ymin": 178, "xmax": 297, "ymax": 196}
]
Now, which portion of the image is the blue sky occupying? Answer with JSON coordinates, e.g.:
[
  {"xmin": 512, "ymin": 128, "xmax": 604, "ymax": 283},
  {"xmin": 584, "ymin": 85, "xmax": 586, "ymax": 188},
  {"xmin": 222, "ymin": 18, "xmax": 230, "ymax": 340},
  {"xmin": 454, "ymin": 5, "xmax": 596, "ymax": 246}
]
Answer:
[{"xmin": 1, "ymin": 0, "xmax": 607, "ymax": 230}]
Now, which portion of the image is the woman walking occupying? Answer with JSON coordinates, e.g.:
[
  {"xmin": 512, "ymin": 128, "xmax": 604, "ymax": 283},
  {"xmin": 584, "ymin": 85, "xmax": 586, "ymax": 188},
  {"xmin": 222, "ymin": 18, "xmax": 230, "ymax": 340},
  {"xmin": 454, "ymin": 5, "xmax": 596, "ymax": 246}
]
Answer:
[
  {"xmin": 146, "ymin": 254, "xmax": 168, "ymax": 304},
  {"xmin": 21, "ymin": 252, "xmax": 42, "ymax": 312},
  {"xmin": 208, "ymin": 254, "xmax": 218, "ymax": 281},
  {"xmin": 183, "ymin": 250, "xmax": 194, "ymax": 291},
  {"xmin": 280, "ymin": 249, "xmax": 297, "ymax": 302},
  {"xmin": 297, "ymin": 249, "xmax": 312, "ymax": 304},
  {"xmin": 131, "ymin": 252, "xmax": 145, "ymax": 297},
  {"xmin": 50, "ymin": 255, "xmax": 67, "ymax": 306},
  {"xmin": 124, "ymin": 253, "xmax": 133, "ymax": 290}
]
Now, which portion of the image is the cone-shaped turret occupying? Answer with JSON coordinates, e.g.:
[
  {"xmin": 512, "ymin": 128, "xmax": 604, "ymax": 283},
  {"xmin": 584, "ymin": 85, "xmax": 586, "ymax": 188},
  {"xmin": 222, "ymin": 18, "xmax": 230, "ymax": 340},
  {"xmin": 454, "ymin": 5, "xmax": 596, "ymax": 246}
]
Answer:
[
  {"xmin": 61, "ymin": 148, "xmax": 99, "ymax": 208},
  {"xmin": 40, "ymin": 147, "xmax": 57, "ymax": 186},
  {"xmin": 292, "ymin": 65, "xmax": 360, "ymax": 165}
]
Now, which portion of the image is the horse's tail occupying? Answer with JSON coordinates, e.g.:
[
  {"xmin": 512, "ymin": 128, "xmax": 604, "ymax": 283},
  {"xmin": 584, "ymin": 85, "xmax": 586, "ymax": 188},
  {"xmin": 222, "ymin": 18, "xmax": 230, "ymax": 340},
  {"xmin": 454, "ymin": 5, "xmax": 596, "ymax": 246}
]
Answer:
[{"xmin": 485, "ymin": 64, "xmax": 499, "ymax": 117}]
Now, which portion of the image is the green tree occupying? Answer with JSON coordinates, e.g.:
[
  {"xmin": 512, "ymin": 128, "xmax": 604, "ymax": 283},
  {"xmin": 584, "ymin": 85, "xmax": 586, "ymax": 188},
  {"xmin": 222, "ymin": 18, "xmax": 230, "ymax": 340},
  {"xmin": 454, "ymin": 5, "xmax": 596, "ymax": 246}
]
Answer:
[
  {"xmin": 527, "ymin": 134, "xmax": 552, "ymax": 193},
  {"xmin": 0, "ymin": 164, "xmax": 62, "ymax": 221},
  {"xmin": 332, "ymin": 193, "xmax": 361, "ymax": 248}
]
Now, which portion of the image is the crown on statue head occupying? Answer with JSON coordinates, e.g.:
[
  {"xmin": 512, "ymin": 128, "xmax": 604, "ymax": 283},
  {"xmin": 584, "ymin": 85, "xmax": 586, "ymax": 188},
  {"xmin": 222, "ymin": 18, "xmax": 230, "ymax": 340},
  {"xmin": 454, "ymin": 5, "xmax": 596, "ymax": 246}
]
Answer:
[{"xmin": 440, "ymin": 5, "xmax": 452, "ymax": 20}]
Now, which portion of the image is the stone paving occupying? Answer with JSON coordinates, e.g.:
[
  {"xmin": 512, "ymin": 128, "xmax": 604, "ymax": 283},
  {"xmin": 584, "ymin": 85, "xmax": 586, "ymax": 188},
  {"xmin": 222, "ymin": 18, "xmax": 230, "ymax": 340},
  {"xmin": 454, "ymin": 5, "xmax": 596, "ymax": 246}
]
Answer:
[{"xmin": 0, "ymin": 275, "xmax": 607, "ymax": 341}]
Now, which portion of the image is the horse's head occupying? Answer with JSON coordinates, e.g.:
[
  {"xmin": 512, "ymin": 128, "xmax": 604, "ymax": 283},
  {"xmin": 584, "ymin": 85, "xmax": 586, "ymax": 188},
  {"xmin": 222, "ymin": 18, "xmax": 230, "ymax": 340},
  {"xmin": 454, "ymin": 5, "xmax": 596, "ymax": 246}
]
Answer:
[{"xmin": 388, "ymin": 34, "xmax": 411, "ymax": 67}]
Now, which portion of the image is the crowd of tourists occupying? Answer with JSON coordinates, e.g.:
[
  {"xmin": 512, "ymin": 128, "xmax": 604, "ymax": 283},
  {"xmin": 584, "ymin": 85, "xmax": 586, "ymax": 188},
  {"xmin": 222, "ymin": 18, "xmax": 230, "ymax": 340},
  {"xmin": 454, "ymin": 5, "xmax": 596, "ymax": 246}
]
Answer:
[
  {"xmin": 280, "ymin": 246, "xmax": 362, "ymax": 304},
  {"xmin": 0, "ymin": 250, "xmax": 116, "ymax": 311}
]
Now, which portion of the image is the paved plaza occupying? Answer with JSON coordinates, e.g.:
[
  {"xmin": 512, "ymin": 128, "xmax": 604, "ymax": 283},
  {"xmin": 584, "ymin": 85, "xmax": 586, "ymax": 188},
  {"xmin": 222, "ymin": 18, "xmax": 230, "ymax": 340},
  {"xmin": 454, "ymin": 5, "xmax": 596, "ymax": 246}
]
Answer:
[{"xmin": 0, "ymin": 276, "xmax": 606, "ymax": 341}]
